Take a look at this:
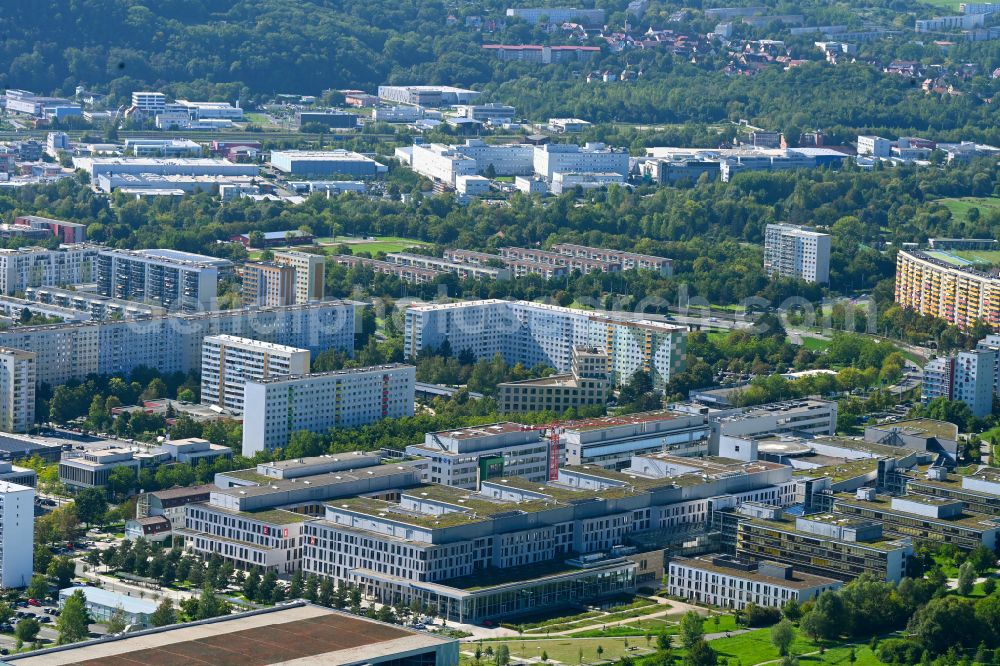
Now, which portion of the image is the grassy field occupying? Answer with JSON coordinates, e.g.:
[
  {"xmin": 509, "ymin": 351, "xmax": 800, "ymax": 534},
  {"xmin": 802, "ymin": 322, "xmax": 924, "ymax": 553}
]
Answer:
[
  {"xmin": 935, "ymin": 196, "xmax": 1000, "ymax": 219},
  {"xmin": 799, "ymin": 336, "xmax": 831, "ymax": 352},
  {"xmin": 311, "ymin": 235, "xmax": 430, "ymax": 256},
  {"xmin": 708, "ymin": 629, "xmax": 816, "ymax": 665},
  {"xmin": 954, "ymin": 249, "xmax": 1000, "ymax": 266},
  {"xmin": 464, "ymin": 637, "xmax": 652, "ymax": 665}
]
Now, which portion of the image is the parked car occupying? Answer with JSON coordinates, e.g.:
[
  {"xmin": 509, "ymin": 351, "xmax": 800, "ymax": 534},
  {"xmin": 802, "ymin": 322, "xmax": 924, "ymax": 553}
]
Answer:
[{"xmin": 27, "ymin": 599, "xmax": 40, "ymax": 607}]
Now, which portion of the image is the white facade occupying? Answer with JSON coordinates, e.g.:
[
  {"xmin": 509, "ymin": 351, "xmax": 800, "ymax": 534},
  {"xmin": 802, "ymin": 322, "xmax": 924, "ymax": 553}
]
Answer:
[
  {"xmin": 0, "ymin": 349, "xmax": 35, "ymax": 433},
  {"xmin": 185, "ymin": 503, "xmax": 305, "ymax": 573},
  {"xmin": 404, "ymin": 299, "xmax": 686, "ymax": 390},
  {"xmin": 551, "ymin": 171, "xmax": 626, "ymax": 194},
  {"xmin": 668, "ymin": 557, "xmax": 843, "ymax": 610},
  {"xmin": 241, "ymin": 364, "xmax": 416, "ymax": 456},
  {"xmin": 201, "ymin": 335, "xmax": 310, "ymax": 413},
  {"xmin": 533, "ymin": 143, "xmax": 630, "ymax": 181},
  {"xmin": 174, "ymin": 100, "xmax": 244, "ymax": 120},
  {"xmin": 0, "ymin": 481, "xmax": 33, "ymax": 588},
  {"xmin": 131, "ymin": 92, "xmax": 167, "ymax": 114},
  {"xmin": 0, "ymin": 302, "xmax": 355, "ymax": 388},
  {"xmin": 505, "ymin": 7, "xmax": 606, "ymax": 25},
  {"xmin": 763, "ymin": 223, "xmax": 832, "ymax": 284},
  {"xmin": 269, "ymin": 150, "xmax": 383, "ymax": 177},
  {"xmin": 453, "ymin": 140, "xmax": 534, "ymax": 176},
  {"xmin": 0, "ymin": 245, "xmax": 100, "ymax": 295},
  {"xmin": 406, "ymin": 422, "xmax": 551, "ymax": 488},
  {"xmin": 561, "ymin": 411, "xmax": 710, "ymax": 470},
  {"xmin": 915, "ymin": 13, "xmax": 984, "ymax": 31},
  {"xmin": 377, "ymin": 86, "xmax": 481, "ymax": 107},
  {"xmin": 716, "ymin": 400, "xmax": 838, "ymax": 444},
  {"xmin": 456, "ymin": 175, "xmax": 491, "ymax": 196},
  {"xmin": 857, "ymin": 135, "xmax": 892, "ymax": 158},
  {"xmin": 73, "ymin": 157, "xmax": 258, "ymax": 181},
  {"xmin": 922, "ymin": 349, "xmax": 997, "ymax": 418},
  {"xmin": 409, "ymin": 143, "xmax": 479, "ymax": 186}
]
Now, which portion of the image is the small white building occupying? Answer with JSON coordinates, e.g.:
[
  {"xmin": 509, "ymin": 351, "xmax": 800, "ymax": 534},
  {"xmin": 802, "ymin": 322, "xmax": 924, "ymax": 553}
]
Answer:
[
  {"xmin": 668, "ymin": 556, "xmax": 843, "ymax": 610},
  {"xmin": 857, "ymin": 135, "xmax": 892, "ymax": 158},
  {"xmin": 456, "ymin": 175, "xmax": 491, "ymax": 196},
  {"xmin": 515, "ymin": 176, "xmax": 549, "ymax": 194},
  {"xmin": 59, "ymin": 586, "xmax": 158, "ymax": 628}
]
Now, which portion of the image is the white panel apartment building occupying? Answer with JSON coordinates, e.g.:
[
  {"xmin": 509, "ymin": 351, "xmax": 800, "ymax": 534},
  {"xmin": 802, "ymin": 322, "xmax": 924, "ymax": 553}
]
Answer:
[
  {"xmin": 0, "ymin": 245, "xmax": 100, "ymax": 295},
  {"xmin": 272, "ymin": 250, "xmax": 325, "ymax": 304},
  {"xmin": 668, "ymin": 556, "xmax": 843, "ymax": 610},
  {"xmin": 241, "ymin": 364, "xmax": 416, "ymax": 456},
  {"xmin": 96, "ymin": 248, "xmax": 232, "ymax": 312},
  {"xmin": 405, "ymin": 422, "xmax": 552, "ymax": 488},
  {"xmin": 532, "ymin": 143, "xmax": 630, "ymax": 181},
  {"xmin": 0, "ymin": 349, "xmax": 35, "ymax": 433},
  {"xmin": 763, "ymin": 223, "xmax": 832, "ymax": 284},
  {"xmin": 404, "ymin": 300, "xmax": 687, "ymax": 390},
  {"xmin": 201, "ymin": 336, "xmax": 311, "ymax": 413},
  {"xmin": 0, "ymin": 481, "xmax": 33, "ymax": 588},
  {"xmin": 0, "ymin": 302, "xmax": 355, "ymax": 387}
]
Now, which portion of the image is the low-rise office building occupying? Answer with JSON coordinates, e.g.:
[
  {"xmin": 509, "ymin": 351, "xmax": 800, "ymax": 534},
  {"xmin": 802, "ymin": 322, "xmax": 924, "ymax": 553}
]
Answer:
[
  {"xmin": 269, "ymin": 150, "xmax": 385, "ymax": 177},
  {"xmin": 561, "ymin": 409, "xmax": 711, "ymax": 469},
  {"xmin": 907, "ymin": 466, "xmax": 1000, "ymax": 516},
  {"xmin": 864, "ymin": 419, "xmax": 959, "ymax": 464},
  {"xmin": 241, "ymin": 364, "xmax": 416, "ymax": 456},
  {"xmin": 717, "ymin": 502, "xmax": 913, "ymax": 583},
  {"xmin": 668, "ymin": 556, "xmax": 843, "ymax": 610},
  {"xmin": 714, "ymin": 399, "xmax": 838, "ymax": 446},
  {"xmin": 58, "ymin": 448, "xmax": 142, "ymax": 491},
  {"xmin": 405, "ymin": 422, "xmax": 552, "ymax": 488}
]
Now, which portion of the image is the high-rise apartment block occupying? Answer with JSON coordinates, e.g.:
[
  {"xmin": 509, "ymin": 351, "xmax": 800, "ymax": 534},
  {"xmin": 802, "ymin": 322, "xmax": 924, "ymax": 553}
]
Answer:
[
  {"xmin": 0, "ymin": 302, "xmax": 355, "ymax": 387},
  {"xmin": 201, "ymin": 335, "xmax": 311, "ymax": 413},
  {"xmin": 0, "ymin": 481, "xmax": 33, "ymax": 588},
  {"xmin": 921, "ymin": 348, "xmax": 997, "ymax": 417},
  {"xmin": 895, "ymin": 249, "xmax": 1000, "ymax": 331},
  {"xmin": 0, "ymin": 245, "xmax": 99, "ymax": 295},
  {"xmin": 96, "ymin": 248, "xmax": 232, "ymax": 312},
  {"xmin": 273, "ymin": 250, "xmax": 326, "ymax": 303},
  {"xmin": 242, "ymin": 262, "xmax": 296, "ymax": 307},
  {"xmin": 763, "ymin": 223, "xmax": 831, "ymax": 284},
  {"xmin": 404, "ymin": 300, "xmax": 687, "ymax": 390},
  {"xmin": 0, "ymin": 349, "xmax": 35, "ymax": 433},
  {"xmin": 241, "ymin": 364, "xmax": 416, "ymax": 455}
]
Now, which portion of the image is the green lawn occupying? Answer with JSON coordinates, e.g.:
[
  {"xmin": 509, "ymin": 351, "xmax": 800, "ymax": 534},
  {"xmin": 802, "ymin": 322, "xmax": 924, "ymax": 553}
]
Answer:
[
  {"xmin": 954, "ymin": 250, "xmax": 1000, "ymax": 266},
  {"xmin": 801, "ymin": 645, "xmax": 881, "ymax": 666},
  {"xmin": 799, "ymin": 337, "xmax": 831, "ymax": 352},
  {"xmin": 708, "ymin": 628, "xmax": 815, "ymax": 665},
  {"xmin": 465, "ymin": 637, "xmax": 652, "ymax": 665},
  {"xmin": 935, "ymin": 196, "xmax": 1000, "ymax": 220},
  {"xmin": 311, "ymin": 235, "xmax": 430, "ymax": 256}
]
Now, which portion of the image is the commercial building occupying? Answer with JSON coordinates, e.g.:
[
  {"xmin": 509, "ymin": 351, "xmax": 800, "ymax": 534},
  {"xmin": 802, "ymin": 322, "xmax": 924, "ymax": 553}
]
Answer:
[
  {"xmin": 763, "ymin": 223, "xmax": 832, "ymax": 284},
  {"xmin": 409, "ymin": 143, "xmax": 479, "ymax": 186},
  {"xmin": 242, "ymin": 262, "xmax": 296, "ymax": 307},
  {"xmin": 907, "ymin": 467, "xmax": 1000, "ymax": 517},
  {"xmin": 865, "ymin": 419, "xmax": 959, "ymax": 463},
  {"xmin": 59, "ymin": 586, "xmax": 158, "ymax": 627},
  {"xmin": 58, "ymin": 448, "xmax": 142, "ymax": 491},
  {"xmin": 0, "ymin": 462, "xmax": 36, "ymax": 487},
  {"xmin": 921, "ymin": 349, "xmax": 996, "ymax": 417},
  {"xmin": 272, "ymin": 250, "xmax": 325, "ymax": 303},
  {"xmin": 0, "ymin": 349, "xmax": 35, "ymax": 433},
  {"xmin": 551, "ymin": 171, "xmax": 626, "ymax": 194},
  {"xmin": 160, "ymin": 437, "xmax": 233, "ymax": 465},
  {"xmin": 135, "ymin": 483, "xmax": 215, "ymax": 530},
  {"xmin": 95, "ymin": 172, "xmax": 258, "ymax": 194},
  {"xmin": 131, "ymin": 91, "xmax": 167, "ymax": 115},
  {"xmin": 498, "ymin": 345, "xmax": 610, "ymax": 414},
  {"xmin": 717, "ymin": 502, "xmax": 913, "ymax": 583},
  {"xmin": 532, "ymin": 143, "xmax": 630, "ymax": 181},
  {"xmin": 298, "ymin": 111, "xmax": 359, "ymax": 129},
  {"xmin": 456, "ymin": 104, "xmax": 517, "ymax": 123},
  {"xmin": 560, "ymin": 410, "xmax": 711, "ymax": 469},
  {"xmin": 0, "ymin": 245, "xmax": 100, "ymax": 295},
  {"xmin": 24, "ymin": 286, "xmax": 165, "ymax": 320},
  {"xmin": 505, "ymin": 7, "xmax": 606, "ymax": 25},
  {"xmin": 96, "ymin": 248, "xmax": 231, "ymax": 312},
  {"xmin": 715, "ymin": 399, "xmax": 839, "ymax": 445},
  {"xmin": 930, "ymin": 238, "xmax": 999, "ymax": 251},
  {"xmin": 12, "ymin": 215, "xmax": 86, "ymax": 244},
  {"xmin": 4, "ymin": 90, "xmax": 80, "ymax": 120},
  {"xmin": 174, "ymin": 100, "xmax": 244, "ymax": 120},
  {"xmin": 719, "ymin": 151, "xmax": 817, "ymax": 182},
  {"xmin": 857, "ymin": 135, "xmax": 892, "ymax": 158},
  {"xmin": 241, "ymin": 364, "xmax": 416, "ymax": 456},
  {"xmin": 405, "ymin": 422, "xmax": 552, "ymax": 488},
  {"xmin": 269, "ymin": 150, "xmax": 385, "ymax": 177},
  {"xmin": 124, "ymin": 516, "xmax": 172, "ymax": 542},
  {"xmin": 301, "ymin": 460, "xmax": 793, "ymax": 623},
  {"xmin": 125, "ymin": 138, "xmax": 203, "ymax": 157},
  {"xmin": 0, "ymin": 481, "xmax": 33, "ymax": 588},
  {"xmin": 0, "ymin": 301, "xmax": 355, "ymax": 387},
  {"xmin": 73, "ymin": 157, "xmax": 258, "ymax": 181},
  {"xmin": 201, "ymin": 335, "xmax": 311, "ymax": 413},
  {"xmin": 668, "ymin": 556, "xmax": 843, "ymax": 610},
  {"xmin": 403, "ymin": 299, "xmax": 687, "ymax": 390},
  {"xmin": 548, "ymin": 118, "xmax": 593, "ymax": 133},
  {"xmin": 377, "ymin": 86, "xmax": 481, "ymax": 107},
  {"xmin": 832, "ymin": 490, "xmax": 1000, "ymax": 551},
  {"xmin": 4, "ymin": 603, "xmax": 459, "ymax": 666},
  {"xmin": 894, "ymin": 249, "xmax": 1000, "ymax": 331}
]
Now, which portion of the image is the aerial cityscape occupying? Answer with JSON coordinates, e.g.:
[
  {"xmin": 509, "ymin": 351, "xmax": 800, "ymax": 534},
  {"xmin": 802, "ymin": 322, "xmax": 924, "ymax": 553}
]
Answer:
[{"xmin": 0, "ymin": 0, "xmax": 996, "ymax": 664}]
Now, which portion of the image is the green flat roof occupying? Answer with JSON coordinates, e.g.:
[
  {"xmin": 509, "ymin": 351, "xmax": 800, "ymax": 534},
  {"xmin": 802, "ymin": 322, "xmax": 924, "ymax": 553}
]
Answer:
[
  {"xmin": 223, "ymin": 469, "xmax": 273, "ymax": 484},
  {"xmin": 794, "ymin": 459, "xmax": 879, "ymax": 483}
]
